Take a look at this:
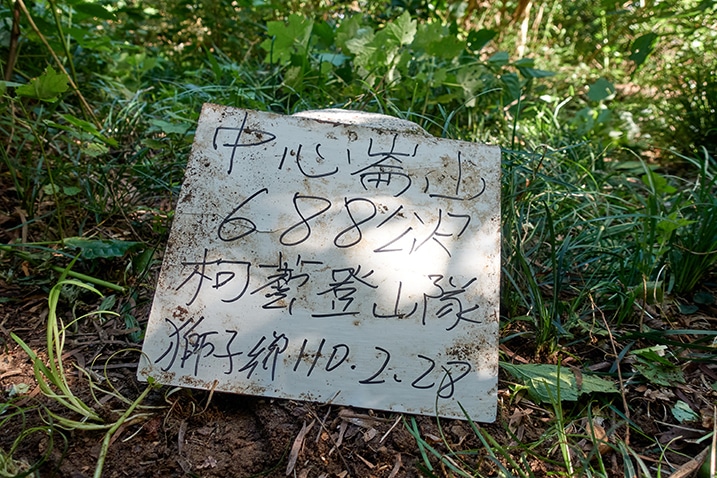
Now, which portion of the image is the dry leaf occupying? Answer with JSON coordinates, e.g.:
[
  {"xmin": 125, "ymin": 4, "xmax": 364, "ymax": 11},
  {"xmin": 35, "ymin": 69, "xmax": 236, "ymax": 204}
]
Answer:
[
  {"xmin": 388, "ymin": 453, "xmax": 402, "ymax": 478},
  {"xmin": 285, "ymin": 420, "xmax": 315, "ymax": 476},
  {"xmin": 578, "ymin": 418, "xmax": 611, "ymax": 459},
  {"xmin": 668, "ymin": 445, "xmax": 711, "ymax": 478},
  {"xmin": 644, "ymin": 388, "xmax": 675, "ymax": 401},
  {"xmin": 177, "ymin": 420, "xmax": 187, "ymax": 455},
  {"xmin": 338, "ymin": 408, "xmax": 383, "ymax": 428},
  {"xmin": 196, "ymin": 456, "xmax": 217, "ymax": 470},
  {"xmin": 363, "ymin": 427, "xmax": 378, "ymax": 442}
]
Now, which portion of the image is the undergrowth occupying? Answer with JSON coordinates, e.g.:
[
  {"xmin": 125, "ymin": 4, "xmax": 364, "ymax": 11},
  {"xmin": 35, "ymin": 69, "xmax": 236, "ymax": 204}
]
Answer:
[{"xmin": 1, "ymin": 0, "xmax": 716, "ymax": 476}]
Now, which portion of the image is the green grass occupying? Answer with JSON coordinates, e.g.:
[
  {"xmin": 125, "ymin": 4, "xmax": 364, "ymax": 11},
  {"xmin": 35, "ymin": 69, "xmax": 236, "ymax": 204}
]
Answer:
[
  {"xmin": 0, "ymin": 402, "xmax": 60, "ymax": 478},
  {"xmin": 8, "ymin": 276, "xmax": 159, "ymax": 478},
  {"xmin": 1, "ymin": 1, "xmax": 716, "ymax": 476}
]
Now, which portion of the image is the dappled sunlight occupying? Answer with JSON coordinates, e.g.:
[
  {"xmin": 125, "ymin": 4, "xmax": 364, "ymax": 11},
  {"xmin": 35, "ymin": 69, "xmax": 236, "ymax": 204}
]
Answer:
[
  {"xmin": 139, "ymin": 106, "xmax": 502, "ymax": 421},
  {"xmin": 3, "ymin": 1, "xmax": 715, "ymax": 475}
]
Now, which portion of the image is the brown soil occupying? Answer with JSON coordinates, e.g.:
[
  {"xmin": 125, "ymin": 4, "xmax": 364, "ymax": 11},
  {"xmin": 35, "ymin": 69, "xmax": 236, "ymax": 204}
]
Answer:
[
  {"xmin": 0, "ymin": 308, "xmax": 503, "ymax": 478},
  {"xmin": 0, "ymin": 278, "xmax": 501, "ymax": 478}
]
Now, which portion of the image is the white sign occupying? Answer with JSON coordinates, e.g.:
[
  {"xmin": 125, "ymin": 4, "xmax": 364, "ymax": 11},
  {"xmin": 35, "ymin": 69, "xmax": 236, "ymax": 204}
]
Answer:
[{"xmin": 138, "ymin": 104, "xmax": 501, "ymax": 421}]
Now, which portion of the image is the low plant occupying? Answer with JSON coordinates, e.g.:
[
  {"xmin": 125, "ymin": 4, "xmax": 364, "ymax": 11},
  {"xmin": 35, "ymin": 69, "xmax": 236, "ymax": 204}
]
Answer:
[
  {"xmin": 0, "ymin": 402, "xmax": 61, "ymax": 478},
  {"xmin": 2, "ymin": 1, "xmax": 715, "ymax": 475},
  {"xmin": 10, "ymin": 277, "xmax": 158, "ymax": 478},
  {"xmin": 664, "ymin": 149, "xmax": 717, "ymax": 294}
]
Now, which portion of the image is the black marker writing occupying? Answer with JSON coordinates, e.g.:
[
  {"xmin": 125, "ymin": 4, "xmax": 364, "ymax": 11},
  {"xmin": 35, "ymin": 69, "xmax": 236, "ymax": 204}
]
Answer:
[
  {"xmin": 280, "ymin": 194, "xmax": 332, "ymax": 246},
  {"xmin": 251, "ymin": 252, "xmax": 310, "ymax": 313},
  {"xmin": 314, "ymin": 266, "xmax": 377, "ymax": 318},
  {"xmin": 218, "ymin": 188, "xmax": 269, "ymax": 242},
  {"xmin": 213, "ymin": 112, "xmax": 277, "ymax": 174},
  {"xmin": 176, "ymin": 249, "xmax": 251, "ymax": 306}
]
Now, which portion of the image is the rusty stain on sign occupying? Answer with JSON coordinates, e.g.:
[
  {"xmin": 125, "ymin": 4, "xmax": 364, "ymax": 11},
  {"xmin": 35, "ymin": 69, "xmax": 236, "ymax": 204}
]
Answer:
[{"xmin": 138, "ymin": 104, "xmax": 501, "ymax": 421}]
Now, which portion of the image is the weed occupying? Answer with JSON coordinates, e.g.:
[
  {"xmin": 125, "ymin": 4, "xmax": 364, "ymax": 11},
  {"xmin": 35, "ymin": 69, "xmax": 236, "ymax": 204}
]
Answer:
[
  {"xmin": 10, "ymin": 277, "xmax": 158, "ymax": 477},
  {"xmin": 666, "ymin": 149, "xmax": 717, "ymax": 294},
  {"xmin": 0, "ymin": 403, "xmax": 60, "ymax": 478},
  {"xmin": 2, "ymin": 1, "xmax": 716, "ymax": 475}
]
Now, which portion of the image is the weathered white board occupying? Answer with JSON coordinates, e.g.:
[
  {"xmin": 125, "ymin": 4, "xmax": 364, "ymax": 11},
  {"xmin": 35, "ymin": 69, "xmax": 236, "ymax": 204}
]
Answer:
[{"xmin": 138, "ymin": 104, "xmax": 501, "ymax": 421}]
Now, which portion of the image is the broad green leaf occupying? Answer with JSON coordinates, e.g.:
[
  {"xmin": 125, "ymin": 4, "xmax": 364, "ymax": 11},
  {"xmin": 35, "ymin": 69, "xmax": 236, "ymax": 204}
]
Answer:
[
  {"xmin": 629, "ymin": 33, "xmax": 658, "ymax": 67},
  {"xmin": 345, "ymin": 30, "xmax": 380, "ymax": 69},
  {"xmin": 631, "ymin": 346, "xmax": 685, "ymax": 386},
  {"xmin": 517, "ymin": 66, "xmax": 555, "ymax": 79},
  {"xmin": 63, "ymin": 186, "xmax": 82, "ymax": 197},
  {"xmin": 641, "ymin": 170, "xmax": 677, "ymax": 194},
  {"xmin": 671, "ymin": 400, "xmax": 699, "ymax": 423},
  {"xmin": 7, "ymin": 383, "xmax": 31, "ymax": 398},
  {"xmin": 352, "ymin": 23, "xmax": 403, "ymax": 71},
  {"xmin": 693, "ymin": 291, "xmax": 715, "ymax": 305},
  {"xmin": 61, "ymin": 113, "xmax": 118, "ymax": 147},
  {"xmin": 335, "ymin": 15, "xmax": 363, "ymax": 52},
  {"xmin": 488, "ymin": 51, "xmax": 510, "ymax": 66},
  {"xmin": 412, "ymin": 22, "xmax": 464, "ymax": 59},
  {"xmin": 41, "ymin": 183, "xmax": 81, "ymax": 199},
  {"xmin": 43, "ymin": 184, "xmax": 61, "ymax": 196},
  {"xmin": 124, "ymin": 312, "xmax": 142, "ymax": 342},
  {"xmin": 384, "ymin": 11, "xmax": 417, "ymax": 46},
  {"xmin": 283, "ymin": 65, "xmax": 304, "ymax": 90},
  {"xmin": 466, "ymin": 29, "xmax": 497, "ymax": 52},
  {"xmin": 149, "ymin": 118, "xmax": 191, "ymax": 135},
  {"xmin": 312, "ymin": 21, "xmax": 335, "ymax": 49},
  {"xmin": 82, "ymin": 142, "xmax": 109, "ymax": 157},
  {"xmin": 16, "ymin": 66, "xmax": 69, "ymax": 102},
  {"xmin": 513, "ymin": 58, "xmax": 535, "ymax": 67},
  {"xmin": 571, "ymin": 106, "xmax": 596, "ymax": 133},
  {"xmin": 596, "ymin": 107, "xmax": 611, "ymax": 125},
  {"xmin": 502, "ymin": 363, "xmax": 617, "ymax": 404},
  {"xmin": 412, "ymin": 22, "xmax": 441, "ymax": 52},
  {"xmin": 678, "ymin": 303, "xmax": 699, "ymax": 314},
  {"xmin": 587, "ymin": 77, "xmax": 615, "ymax": 102},
  {"xmin": 99, "ymin": 294, "xmax": 117, "ymax": 311},
  {"xmin": 630, "ymin": 280, "xmax": 664, "ymax": 304},
  {"xmin": 344, "ymin": 28, "xmax": 375, "ymax": 55},
  {"xmin": 132, "ymin": 247, "xmax": 155, "ymax": 275},
  {"xmin": 72, "ymin": 2, "xmax": 116, "ymax": 20},
  {"xmin": 656, "ymin": 213, "xmax": 692, "ymax": 240},
  {"xmin": 501, "ymin": 73, "xmax": 521, "ymax": 100},
  {"xmin": 456, "ymin": 64, "xmax": 487, "ymax": 106},
  {"xmin": 64, "ymin": 237, "xmax": 142, "ymax": 259},
  {"xmin": 316, "ymin": 52, "xmax": 350, "ymax": 67},
  {"xmin": 631, "ymin": 346, "xmax": 672, "ymax": 366},
  {"xmin": 70, "ymin": 28, "xmax": 113, "ymax": 52},
  {"xmin": 141, "ymin": 138, "xmax": 166, "ymax": 149},
  {"xmin": 261, "ymin": 14, "xmax": 313, "ymax": 65}
]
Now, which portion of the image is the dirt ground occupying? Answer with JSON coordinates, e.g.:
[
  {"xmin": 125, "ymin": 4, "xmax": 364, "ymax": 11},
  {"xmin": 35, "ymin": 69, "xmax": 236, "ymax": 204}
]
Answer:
[
  {"xmin": 2, "ymin": 273, "xmax": 716, "ymax": 478},
  {"xmin": 1, "ymin": 178, "xmax": 716, "ymax": 478},
  {"xmin": 0, "ymin": 296, "xmax": 500, "ymax": 478}
]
